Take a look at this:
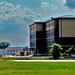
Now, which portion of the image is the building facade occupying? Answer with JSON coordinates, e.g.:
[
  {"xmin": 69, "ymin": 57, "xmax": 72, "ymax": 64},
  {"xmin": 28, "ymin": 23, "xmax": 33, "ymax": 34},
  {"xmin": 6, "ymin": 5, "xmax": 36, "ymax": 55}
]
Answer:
[
  {"xmin": 45, "ymin": 19, "xmax": 55, "ymax": 51},
  {"xmin": 29, "ymin": 22, "xmax": 46, "ymax": 54},
  {"xmin": 0, "ymin": 47, "xmax": 33, "ymax": 56},
  {"xmin": 29, "ymin": 16, "xmax": 75, "ymax": 54},
  {"xmin": 56, "ymin": 17, "xmax": 75, "ymax": 51}
]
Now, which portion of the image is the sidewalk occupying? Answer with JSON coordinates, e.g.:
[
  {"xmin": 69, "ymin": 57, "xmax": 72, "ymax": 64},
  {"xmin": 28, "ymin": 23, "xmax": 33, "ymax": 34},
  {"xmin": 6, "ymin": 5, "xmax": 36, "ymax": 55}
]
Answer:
[{"xmin": 14, "ymin": 60, "xmax": 75, "ymax": 62}]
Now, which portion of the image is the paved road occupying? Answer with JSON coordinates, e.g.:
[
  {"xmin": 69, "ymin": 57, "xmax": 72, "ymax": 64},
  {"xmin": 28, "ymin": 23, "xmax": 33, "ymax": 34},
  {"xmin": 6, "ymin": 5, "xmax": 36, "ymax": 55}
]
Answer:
[{"xmin": 14, "ymin": 60, "xmax": 75, "ymax": 62}]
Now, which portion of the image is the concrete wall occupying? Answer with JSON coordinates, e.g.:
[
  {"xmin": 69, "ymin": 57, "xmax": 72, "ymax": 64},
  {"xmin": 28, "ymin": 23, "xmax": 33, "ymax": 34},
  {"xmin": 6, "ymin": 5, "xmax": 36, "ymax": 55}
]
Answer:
[
  {"xmin": 0, "ymin": 49, "xmax": 3, "ymax": 55},
  {"xmin": 0, "ymin": 49, "xmax": 8, "ymax": 55}
]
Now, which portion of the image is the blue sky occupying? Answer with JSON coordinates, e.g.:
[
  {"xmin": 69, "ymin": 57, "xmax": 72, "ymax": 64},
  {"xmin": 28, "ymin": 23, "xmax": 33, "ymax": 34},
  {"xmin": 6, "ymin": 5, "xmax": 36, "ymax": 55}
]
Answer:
[{"xmin": 0, "ymin": 0, "xmax": 75, "ymax": 47}]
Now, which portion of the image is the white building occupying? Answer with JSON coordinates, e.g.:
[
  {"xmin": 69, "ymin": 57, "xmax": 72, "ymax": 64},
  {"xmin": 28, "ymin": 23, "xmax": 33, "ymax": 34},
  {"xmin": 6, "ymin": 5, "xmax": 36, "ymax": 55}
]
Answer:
[{"xmin": 0, "ymin": 47, "xmax": 33, "ymax": 56}]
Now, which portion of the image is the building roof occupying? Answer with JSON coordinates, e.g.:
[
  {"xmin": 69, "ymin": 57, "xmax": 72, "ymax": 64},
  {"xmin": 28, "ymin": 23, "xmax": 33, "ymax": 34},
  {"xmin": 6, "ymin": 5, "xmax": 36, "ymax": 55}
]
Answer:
[
  {"xmin": 54, "ymin": 15, "xmax": 75, "ymax": 19},
  {"xmin": 7, "ymin": 47, "xmax": 24, "ymax": 50},
  {"xmin": 7, "ymin": 46, "xmax": 30, "ymax": 50},
  {"xmin": 46, "ymin": 15, "xmax": 75, "ymax": 22},
  {"xmin": 29, "ymin": 22, "xmax": 45, "ymax": 27},
  {"xmin": 29, "ymin": 15, "xmax": 75, "ymax": 26}
]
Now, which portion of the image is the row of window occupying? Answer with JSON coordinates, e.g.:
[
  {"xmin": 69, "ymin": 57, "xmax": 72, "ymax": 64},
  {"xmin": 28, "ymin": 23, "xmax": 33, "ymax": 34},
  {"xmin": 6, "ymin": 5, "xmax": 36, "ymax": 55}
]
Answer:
[
  {"xmin": 46, "ymin": 29, "xmax": 54, "ymax": 38},
  {"xmin": 30, "ymin": 35, "xmax": 35, "ymax": 40},
  {"xmin": 46, "ymin": 38, "xmax": 54, "ymax": 46},
  {"xmin": 7, "ymin": 50, "xmax": 18, "ymax": 52},
  {"xmin": 30, "ymin": 26, "xmax": 36, "ymax": 32},
  {"xmin": 46, "ymin": 21, "xmax": 54, "ymax": 29},
  {"xmin": 6, "ymin": 53, "xmax": 17, "ymax": 55},
  {"xmin": 30, "ymin": 42, "xmax": 36, "ymax": 48},
  {"xmin": 30, "ymin": 33, "xmax": 36, "ymax": 40},
  {"xmin": 7, "ymin": 50, "xmax": 26, "ymax": 52},
  {"xmin": 30, "ymin": 45, "xmax": 35, "ymax": 47}
]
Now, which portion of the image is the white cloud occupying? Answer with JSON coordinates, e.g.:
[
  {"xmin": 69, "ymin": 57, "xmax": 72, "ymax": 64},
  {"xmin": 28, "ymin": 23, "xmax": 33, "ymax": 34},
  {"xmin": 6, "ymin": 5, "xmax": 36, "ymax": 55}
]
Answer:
[
  {"xmin": 72, "ymin": 9, "xmax": 75, "ymax": 14},
  {"xmin": 57, "ymin": 0, "xmax": 75, "ymax": 15},
  {"xmin": 51, "ymin": 5, "xmax": 57, "ymax": 10},
  {"xmin": 40, "ymin": 1, "xmax": 49, "ymax": 8},
  {"xmin": 0, "ymin": 1, "xmax": 41, "ymax": 24},
  {"xmin": 0, "ymin": 1, "xmax": 41, "ymax": 46},
  {"xmin": 57, "ymin": 0, "xmax": 66, "ymax": 5},
  {"xmin": 0, "ymin": 0, "xmax": 75, "ymax": 46},
  {"xmin": 40, "ymin": 0, "xmax": 75, "ymax": 19}
]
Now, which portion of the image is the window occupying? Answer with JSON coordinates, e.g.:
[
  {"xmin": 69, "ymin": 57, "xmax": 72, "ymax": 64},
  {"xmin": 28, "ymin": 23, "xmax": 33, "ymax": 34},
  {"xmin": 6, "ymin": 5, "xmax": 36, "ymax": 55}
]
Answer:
[
  {"xmin": 10, "ymin": 50, "xmax": 12, "ymax": 52},
  {"xmin": 33, "ymin": 35, "xmax": 35, "ymax": 39},
  {"xmin": 30, "ymin": 35, "xmax": 32, "ymax": 38},
  {"xmin": 33, "ymin": 27, "xmax": 36, "ymax": 31},
  {"xmin": 7, "ymin": 53, "xmax": 9, "ymax": 55},
  {"xmin": 49, "ymin": 33, "xmax": 50, "ymax": 36},
  {"xmin": 30, "ymin": 27, "xmax": 32, "ymax": 31},
  {"xmin": 23, "ymin": 49, "xmax": 25, "ymax": 51},
  {"xmin": 50, "ymin": 21, "xmax": 54, "ymax": 29},
  {"xmin": 46, "ymin": 30, "xmax": 50, "ymax": 38},
  {"xmin": 50, "ymin": 29, "xmax": 54, "ymax": 37},
  {"xmin": 7, "ymin": 50, "xmax": 9, "ymax": 52},
  {"xmin": 10, "ymin": 53, "xmax": 12, "ymax": 55},
  {"xmin": 46, "ymin": 22, "xmax": 50, "ymax": 27},
  {"xmin": 16, "ymin": 50, "xmax": 18, "ymax": 52},
  {"xmin": 50, "ymin": 38, "xmax": 54, "ymax": 45},
  {"xmin": 12, "ymin": 50, "xmax": 15, "ymax": 52},
  {"xmin": 30, "ymin": 43, "xmax": 32, "ymax": 45}
]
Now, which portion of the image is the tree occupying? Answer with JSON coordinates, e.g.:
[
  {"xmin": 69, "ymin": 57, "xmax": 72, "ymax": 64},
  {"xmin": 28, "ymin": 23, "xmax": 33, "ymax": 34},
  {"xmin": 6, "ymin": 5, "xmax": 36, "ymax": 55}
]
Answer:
[
  {"xmin": 0, "ymin": 42, "xmax": 10, "ymax": 56},
  {"xmin": 50, "ymin": 43, "xmax": 62, "ymax": 59},
  {"xmin": 66, "ymin": 47, "xmax": 73, "ymax": 56}
]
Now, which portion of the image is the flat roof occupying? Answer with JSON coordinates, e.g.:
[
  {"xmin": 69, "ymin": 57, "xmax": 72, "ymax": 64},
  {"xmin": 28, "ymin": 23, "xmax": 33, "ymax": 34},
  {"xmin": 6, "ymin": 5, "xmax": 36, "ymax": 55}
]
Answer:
[
  {"xmin": 29, "ymin": 15, "xmax": 75, "ymax": 26},
  {"xmin": 46, "ymin": 15, "xmax": 75, "ymax": 22},
  {"xmin": 29, "ymin": 22, "xmax": 45, "ymax": 27},
  {"xmin": 56, "ymin": 15, "xmax": 75, "ymax": 19}
]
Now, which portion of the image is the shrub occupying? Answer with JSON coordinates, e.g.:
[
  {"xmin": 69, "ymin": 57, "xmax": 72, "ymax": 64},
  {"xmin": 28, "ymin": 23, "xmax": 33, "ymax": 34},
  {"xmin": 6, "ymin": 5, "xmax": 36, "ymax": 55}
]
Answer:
[{"xmin": 50, "ymin": 43, "xmax": 63, "ymax": 60}]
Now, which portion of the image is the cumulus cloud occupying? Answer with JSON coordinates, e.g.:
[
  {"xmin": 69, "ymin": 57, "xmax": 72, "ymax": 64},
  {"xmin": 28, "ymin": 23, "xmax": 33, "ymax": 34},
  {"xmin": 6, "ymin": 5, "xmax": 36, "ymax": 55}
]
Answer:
[
  {"xmin": 40, "ymin": 0, "xmax": 75, "ymax": 20},
  {"xmin": 0, "ymin": 1, "xmax": 41, "ymax": 24},
  {"xmin": 0, "ymin": 0, "xmax": 75, "ymax": 46},
  {"xmin": 57, "ymin": 0, "xmax": 75, "ymax": 14},
  {"xmin": 40, "ymin": 1, "xmax": 49, "ymax": 8},
  {"xmin": 0, "ymin": 1, "xmax": 41, "ymax": 46},
  {"xmin": 57, "ymin": 0, "xmax": 66, "ymax": 5}
]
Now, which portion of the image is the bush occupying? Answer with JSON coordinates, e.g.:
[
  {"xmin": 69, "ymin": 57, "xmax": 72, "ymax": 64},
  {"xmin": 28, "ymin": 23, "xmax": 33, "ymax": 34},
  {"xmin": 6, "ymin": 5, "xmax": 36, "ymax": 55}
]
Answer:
[{"xmin": 50, "ymin": 43, "xmax": 63, "ymax": 60}]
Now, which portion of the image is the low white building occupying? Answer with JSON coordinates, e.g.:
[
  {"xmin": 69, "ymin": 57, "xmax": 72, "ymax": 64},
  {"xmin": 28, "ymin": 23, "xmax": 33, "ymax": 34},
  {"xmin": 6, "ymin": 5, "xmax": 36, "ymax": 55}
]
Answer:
[
  {"xmin": 0, "ymin": 47, "xmax": 33, "ymax": 56},
  {"xmin": 0, "ymin": 49, "xmax": 3, "ymax": 56}
]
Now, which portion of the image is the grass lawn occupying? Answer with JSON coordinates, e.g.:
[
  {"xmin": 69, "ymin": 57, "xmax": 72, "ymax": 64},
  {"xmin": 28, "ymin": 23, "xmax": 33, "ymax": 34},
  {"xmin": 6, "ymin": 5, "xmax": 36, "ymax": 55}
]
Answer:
[{"xmin": 0, "ymin": 59, "xmax": 75, "ymax": 75}]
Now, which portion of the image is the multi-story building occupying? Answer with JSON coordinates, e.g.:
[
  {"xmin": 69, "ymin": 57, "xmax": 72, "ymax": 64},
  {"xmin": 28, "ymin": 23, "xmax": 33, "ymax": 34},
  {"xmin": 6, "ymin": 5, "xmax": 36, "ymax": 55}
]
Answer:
[
  {"xmin": 54, "ymin": 16, "xmax": 75, "ymax": 51},
  {"xmin": 29, "ymin": 22, "xmax": 46, "ymax": 54},
  {"xmin": 45, "ymin": 19, "xmax": 55, "ymax": 51},
  {"xmin": 29, "ymin": 15, "xmax": 75, "ymax": 54}
]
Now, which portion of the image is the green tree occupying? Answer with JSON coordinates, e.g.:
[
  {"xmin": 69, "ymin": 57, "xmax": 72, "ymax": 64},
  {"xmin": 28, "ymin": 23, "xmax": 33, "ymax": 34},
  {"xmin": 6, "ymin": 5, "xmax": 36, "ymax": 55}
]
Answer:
[
  {"xmin": 0, "ymin": 42, "xmax": 10, "ymax": 56},
  {"xmin": 66, "ymin": 47, "xmax": 73, "ymax": 56},
  {"xmin": 50, "ymin": 43, "xmax": 62, "ymax": 59}
]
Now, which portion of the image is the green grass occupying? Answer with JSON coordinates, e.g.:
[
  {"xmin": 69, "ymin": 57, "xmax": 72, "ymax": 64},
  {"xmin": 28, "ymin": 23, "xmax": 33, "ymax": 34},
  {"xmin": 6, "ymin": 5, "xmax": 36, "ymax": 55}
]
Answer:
[
  {"xmin": 0, "ymin": 60, "xmax": 75, "ymax": 75},
  {"xmin": 1, "ymin": 56, "xmax": 50, "ymax": 60},
  {"xmin": 0, "ymin": 56, "xmax": 73, "ymax": 60}
]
